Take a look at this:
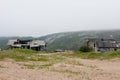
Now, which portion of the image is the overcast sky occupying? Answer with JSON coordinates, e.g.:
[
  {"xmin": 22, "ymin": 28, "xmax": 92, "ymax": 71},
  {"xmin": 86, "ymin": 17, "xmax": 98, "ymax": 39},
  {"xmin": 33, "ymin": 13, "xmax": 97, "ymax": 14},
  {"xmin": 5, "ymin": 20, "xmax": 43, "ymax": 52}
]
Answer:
[{"xmin": 0, "ymin": 0, "xmax": 120, "ymax": 37}]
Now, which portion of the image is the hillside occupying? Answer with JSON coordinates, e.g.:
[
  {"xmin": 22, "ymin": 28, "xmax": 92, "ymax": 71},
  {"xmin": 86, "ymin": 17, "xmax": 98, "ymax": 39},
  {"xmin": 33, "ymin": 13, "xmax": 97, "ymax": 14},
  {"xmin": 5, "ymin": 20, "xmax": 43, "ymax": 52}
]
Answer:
[
  {"xmin": 1, "ymin": 30, "xmax": 120, "ymax": 50},
  {"xmin": 39, "ymin": 30, "xmax": 120, "ymax": 50}
]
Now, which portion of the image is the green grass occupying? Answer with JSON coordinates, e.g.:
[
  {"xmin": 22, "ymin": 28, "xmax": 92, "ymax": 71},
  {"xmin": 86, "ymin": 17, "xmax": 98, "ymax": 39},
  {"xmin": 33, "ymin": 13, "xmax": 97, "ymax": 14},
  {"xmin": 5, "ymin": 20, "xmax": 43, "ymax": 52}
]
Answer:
[
  {"xmin": 0, "ymin": 49, "xmax": 38, "ymax": 61},
  {"xmin": 0, "ymin": 49, "xmax": 66, "ymax": 69},
  {"xmin": 23, "ymin": 64, "xmax": 36, "ymax": 69},
  {"xmin": 12, "ymin": 48, "xmax": 38, "ymax": 54},
  {"xmin": 52, "ymin": 69, "xmax": 81, "ymax": 75},
  {"xmin": 1, "ymin": 49, "xmax": 120, "ymax": 70},
  {"xmin": 1, "ymin": 49, "xmax": 120, "ymax": 61},
  {"xmin": 61, "ymin": 50, "xmax": 120, "ymax": 60}
]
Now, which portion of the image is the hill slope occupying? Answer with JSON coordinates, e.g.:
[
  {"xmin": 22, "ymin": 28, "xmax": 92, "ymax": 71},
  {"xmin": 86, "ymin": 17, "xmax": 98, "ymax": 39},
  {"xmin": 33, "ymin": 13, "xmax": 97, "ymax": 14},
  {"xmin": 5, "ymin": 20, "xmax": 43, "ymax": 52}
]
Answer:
[
  {"xmin": 1, "ymin": 30, "xmax": 120, "ymax": 50},
  {"xmin": 39, "ymin": 30, "xmax": 120, "ymax": 50}
]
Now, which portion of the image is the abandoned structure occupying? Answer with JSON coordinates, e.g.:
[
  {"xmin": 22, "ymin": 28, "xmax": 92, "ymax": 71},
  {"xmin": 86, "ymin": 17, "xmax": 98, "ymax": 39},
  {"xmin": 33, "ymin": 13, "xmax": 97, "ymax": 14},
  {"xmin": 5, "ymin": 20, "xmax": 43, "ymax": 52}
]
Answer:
[
  {"xmin": 7, "ymin": 39, "xmax": 46, "ymax": 51},
  {"xmin": 86, "ymin": 38, "xmax": 119, "ymax": 52}
]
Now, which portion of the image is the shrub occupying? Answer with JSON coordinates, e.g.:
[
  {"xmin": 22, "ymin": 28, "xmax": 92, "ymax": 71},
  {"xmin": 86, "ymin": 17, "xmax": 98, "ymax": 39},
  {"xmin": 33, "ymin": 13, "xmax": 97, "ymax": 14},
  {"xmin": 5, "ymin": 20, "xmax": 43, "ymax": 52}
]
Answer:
[{"xmin": 79, "ymin": 46, "xmax": 92, "ymax": 52}]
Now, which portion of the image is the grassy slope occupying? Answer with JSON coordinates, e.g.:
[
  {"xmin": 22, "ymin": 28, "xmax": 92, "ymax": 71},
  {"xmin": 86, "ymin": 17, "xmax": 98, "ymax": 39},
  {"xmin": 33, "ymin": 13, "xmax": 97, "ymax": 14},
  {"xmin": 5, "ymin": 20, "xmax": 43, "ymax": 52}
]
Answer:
[
  {"xmin": 0, "ymin": 49, "xmax": 120, "ymax": 70},
  {"xmin": 1, "ymin": 49, "xmax": 120, "ymax": 61}
]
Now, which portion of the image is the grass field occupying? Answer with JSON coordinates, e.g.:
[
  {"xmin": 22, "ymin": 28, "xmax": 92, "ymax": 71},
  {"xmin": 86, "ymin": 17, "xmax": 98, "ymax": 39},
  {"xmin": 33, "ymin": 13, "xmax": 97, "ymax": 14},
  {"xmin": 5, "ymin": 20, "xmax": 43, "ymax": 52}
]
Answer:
[
  {"xmin": 0, "ymin": 49, "xmax": 120, "ymax": 80},
  {"xmin": 0, "ymin": 49, "xmax": 120, "ymax": 69},
  {"xmin": 1, "ymin": 49, "xmax": 120, "ymax": 61}
]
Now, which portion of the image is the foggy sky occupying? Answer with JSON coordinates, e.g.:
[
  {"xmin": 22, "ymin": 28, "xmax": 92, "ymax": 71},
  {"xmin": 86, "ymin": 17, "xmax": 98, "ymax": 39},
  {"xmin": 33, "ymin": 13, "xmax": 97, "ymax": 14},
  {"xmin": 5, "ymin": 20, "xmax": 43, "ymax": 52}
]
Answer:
[{"xmin": 0, "ymin": 0, "xmax": 120, "ymax": 37}]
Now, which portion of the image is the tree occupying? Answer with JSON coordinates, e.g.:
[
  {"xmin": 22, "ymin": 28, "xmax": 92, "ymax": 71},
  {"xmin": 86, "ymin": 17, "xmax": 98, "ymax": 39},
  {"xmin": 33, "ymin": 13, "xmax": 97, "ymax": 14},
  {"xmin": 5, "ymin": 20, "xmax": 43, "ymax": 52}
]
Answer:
[{"xmin": 79, "ymin": 46, "xmax": 92, "ymax": 52}]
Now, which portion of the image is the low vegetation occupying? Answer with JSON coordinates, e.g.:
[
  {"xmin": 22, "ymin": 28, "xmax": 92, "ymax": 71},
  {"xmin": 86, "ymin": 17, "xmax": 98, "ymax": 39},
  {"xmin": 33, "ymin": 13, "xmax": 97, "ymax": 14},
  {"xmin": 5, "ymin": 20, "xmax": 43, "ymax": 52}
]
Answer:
[
  {"xmin": 51, "ymin": 69, "xmax": 82, "ymax": 75},
  {"xmin": 0, "ymin": 49, "xmax": 120, "ymax": 80},
  {"xmin": 79, "ymin": 46, "xmax": 92, "ymax": 52},
  {"xmin": 0, "ymin": 49, "xmax": 38, "ymax": 61},
  {"xmin": 1, "ymin": 49, "xmax": 120, "ymax": 69},
  {"xmin": 0, "ymin": 49, "xmax": 66, "ymax": 69},
  {"xmin": 1, "ymin": 49, "xmax": 120, "ymax": 61},
  {"xmin": 63, "ymin": 50, "xmax": 120, "ymax": 60}
]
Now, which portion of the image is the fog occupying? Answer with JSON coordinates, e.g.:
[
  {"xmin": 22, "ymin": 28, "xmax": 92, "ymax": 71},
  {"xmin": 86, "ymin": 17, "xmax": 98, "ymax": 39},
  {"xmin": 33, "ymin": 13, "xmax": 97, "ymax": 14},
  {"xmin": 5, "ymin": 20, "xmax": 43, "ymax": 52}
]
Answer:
[{"xmin": 0, "ymin": 0, "xmax": 120, "ymax": 37}]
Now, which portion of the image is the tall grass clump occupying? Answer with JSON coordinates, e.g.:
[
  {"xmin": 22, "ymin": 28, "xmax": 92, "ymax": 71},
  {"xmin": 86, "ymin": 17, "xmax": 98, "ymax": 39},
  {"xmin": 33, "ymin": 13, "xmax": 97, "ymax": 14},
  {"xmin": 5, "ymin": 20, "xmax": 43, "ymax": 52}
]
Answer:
[
  {"xmin": 60, "ymin": 50, "xmax": 120, "ymax": 60},
  {"xmin": 12, "ymin": 48, "xmax": 38, "ymax": 54}
]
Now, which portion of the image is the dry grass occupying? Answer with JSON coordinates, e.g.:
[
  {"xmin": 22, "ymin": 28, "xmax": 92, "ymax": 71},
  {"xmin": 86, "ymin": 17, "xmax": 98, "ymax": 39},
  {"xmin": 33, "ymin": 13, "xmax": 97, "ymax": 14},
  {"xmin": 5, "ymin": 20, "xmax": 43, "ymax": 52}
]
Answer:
[{"xmin": 0, "ymin": 49, "xmax": 120, "ymax": 80}]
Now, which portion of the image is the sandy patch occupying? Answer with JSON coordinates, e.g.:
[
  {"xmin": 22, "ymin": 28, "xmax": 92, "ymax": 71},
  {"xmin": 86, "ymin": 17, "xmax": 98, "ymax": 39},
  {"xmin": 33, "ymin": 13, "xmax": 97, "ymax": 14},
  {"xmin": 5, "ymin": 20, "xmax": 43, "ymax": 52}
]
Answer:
[{"xmin": 0, "ymin": 58, "xmax": 120, "ymax": 80}]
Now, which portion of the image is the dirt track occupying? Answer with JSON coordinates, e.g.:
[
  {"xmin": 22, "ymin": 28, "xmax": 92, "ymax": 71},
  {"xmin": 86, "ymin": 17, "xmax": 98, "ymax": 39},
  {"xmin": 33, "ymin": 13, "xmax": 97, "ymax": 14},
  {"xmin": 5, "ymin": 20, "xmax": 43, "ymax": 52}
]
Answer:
[{"xmin": 0, "ymin": 58, "xmax": 120, "ymax": 80}]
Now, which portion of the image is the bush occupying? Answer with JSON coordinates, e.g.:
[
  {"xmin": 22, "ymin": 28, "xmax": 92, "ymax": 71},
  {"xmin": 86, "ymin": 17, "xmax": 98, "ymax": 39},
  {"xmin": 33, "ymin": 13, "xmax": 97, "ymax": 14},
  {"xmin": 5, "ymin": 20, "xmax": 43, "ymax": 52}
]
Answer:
[{"xmin": 79, "ymin": 46, "xmax": 92, "ymax": 52}]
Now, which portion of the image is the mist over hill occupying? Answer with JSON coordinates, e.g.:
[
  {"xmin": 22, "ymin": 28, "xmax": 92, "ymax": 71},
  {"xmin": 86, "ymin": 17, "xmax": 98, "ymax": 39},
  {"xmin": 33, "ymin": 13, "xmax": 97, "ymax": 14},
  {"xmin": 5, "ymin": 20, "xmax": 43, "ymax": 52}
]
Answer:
[{"xmin": 1, "ymin": 30, "xmax": 120, "ymax": 50}]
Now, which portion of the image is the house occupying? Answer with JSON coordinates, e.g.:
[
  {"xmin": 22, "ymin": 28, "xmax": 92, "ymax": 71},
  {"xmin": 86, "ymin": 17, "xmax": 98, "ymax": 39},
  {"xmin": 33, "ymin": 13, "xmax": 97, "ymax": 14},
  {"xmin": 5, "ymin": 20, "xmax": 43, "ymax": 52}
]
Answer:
[
  {"xmin": 7, "ymin": 39, "xmax": 46, "ymax": 51},
  {"xmin": 30, "ymin": 40, "xmax": 46, "ymax": 51},
  {"xmin": 86, "ymin": 38, "xmax": 119, "ymax": 52}
]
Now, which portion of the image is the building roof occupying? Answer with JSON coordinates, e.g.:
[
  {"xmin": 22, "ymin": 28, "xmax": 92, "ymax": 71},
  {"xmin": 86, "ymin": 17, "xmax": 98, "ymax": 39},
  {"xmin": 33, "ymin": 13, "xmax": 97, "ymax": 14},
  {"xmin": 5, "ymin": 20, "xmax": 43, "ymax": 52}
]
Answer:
[
  {"xmin": 7, "ymin": 40, "xmax": 17, "ymax": 46},
  {"xmin": 18, "ymin": 39, "xmax": 32, "ymax": 44},
  {"xmin": 30, "ymin": 40, "xmax": 46, "ymax": 47},
  {"xmin": 96, "ymin": 41, "xmax": 118, "ymax": 48},
  {"xmin": 87, "ymin": 38, "xmax": 118, "ymax": 48}
]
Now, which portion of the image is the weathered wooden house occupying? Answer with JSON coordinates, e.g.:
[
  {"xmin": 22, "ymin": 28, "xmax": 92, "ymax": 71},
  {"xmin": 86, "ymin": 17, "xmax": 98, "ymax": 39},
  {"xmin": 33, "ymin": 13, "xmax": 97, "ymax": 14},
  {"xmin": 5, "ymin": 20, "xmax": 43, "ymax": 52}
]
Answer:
[
  {"xmin": 86, "ymin": 38, "xmax": 119, "ymax": 52},
  {"xmin": 7, "ymin": 39, "xmax": 46, "ymax": 51}
]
